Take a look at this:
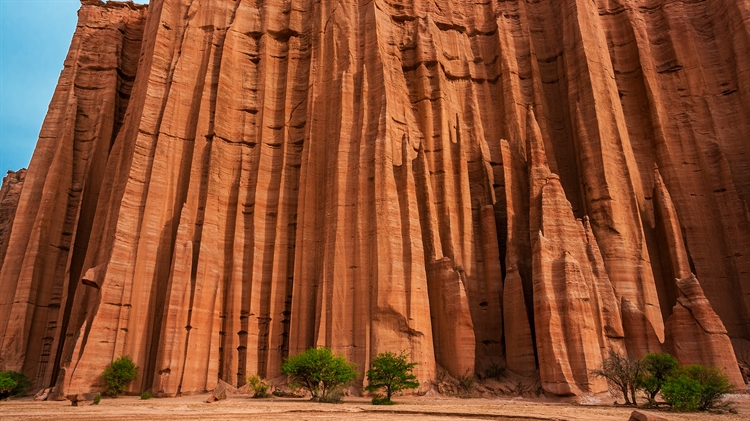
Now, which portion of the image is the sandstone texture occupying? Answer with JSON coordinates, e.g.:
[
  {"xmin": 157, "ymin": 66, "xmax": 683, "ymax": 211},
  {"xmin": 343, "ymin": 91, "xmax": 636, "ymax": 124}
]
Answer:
[
  {"xmin": 0, "ymin": 0, "xmax": 748, "ymax": 398},
  {"xmin": 0, "ymin": 169, "xmax": 26, "ymax": 273}
]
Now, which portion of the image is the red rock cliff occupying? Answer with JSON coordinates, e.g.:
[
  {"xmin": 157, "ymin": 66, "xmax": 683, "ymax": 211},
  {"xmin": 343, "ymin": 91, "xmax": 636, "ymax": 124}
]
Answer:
[
  {"xmin": 0, "ymin": 169, "xmax": 26, "ymax": 272},
  {"xmin": 1, "ymin": 0, "xmax": 748, "ymax": 397}
]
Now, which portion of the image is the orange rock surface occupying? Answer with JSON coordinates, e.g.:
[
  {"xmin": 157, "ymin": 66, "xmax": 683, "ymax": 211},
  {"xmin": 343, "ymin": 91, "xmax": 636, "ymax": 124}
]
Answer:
[
  {"xmin": 0, "ymin": 169, "xmax": 26, "ymax": 273},
  {"xmin": 0, "ymin": 0, "xmax": 748, "ymax": 398}
]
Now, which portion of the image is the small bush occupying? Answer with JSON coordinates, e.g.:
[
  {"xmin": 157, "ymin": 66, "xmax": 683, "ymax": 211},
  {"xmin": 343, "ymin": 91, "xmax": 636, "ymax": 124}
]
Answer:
[
  {"xmin": 638, "ymin": 352, "xmax": 678, "ymax": 403},
  {"xmin": 365, "ymin": 351, "xmax": 419, "ymax": 404},
  {"xmin": 102, "ymin": 355, "xmax": 138, "ymax": 397},
  {"xmin": 483, "ymin": 362, "xmax": 506, "ymax": 380},
  {"xmin": 457, "ymin": 370, "xmax": 474, "ymax": 394},
  {"xmin": 0, "ymin": 374, "xmax": 17, "ymax": 399},
  {"xmin": 140, "ymin": 391, "xmax": 153, "ymax": 400},
  {"xmin": 661, "ymin": 365, "xmax": 735, "ymax": 411},
  {"xmin": 689, "ymin": 366, "xmax": 735, "ymax": 411},
  {"xmin": 0, "ymin": 371, "xmax": 31, "ymax": 398},
  {"xmin": 93, "ymin": 393, "xmax": 101, "ymax": 405},
  {"xmin": 247, "ymin": 375, "xmax": 271, "ymax": 398},
  {"xmin": 281, "ymin": 347, "xmax": 358, "ymax": 403},
  {"xmin": 662, "ymin": 373, "xmax": 701, "ymax": 411},
  {"xmin": 591, "ymin": 349, "xmax": 642, "ymax": 405}
]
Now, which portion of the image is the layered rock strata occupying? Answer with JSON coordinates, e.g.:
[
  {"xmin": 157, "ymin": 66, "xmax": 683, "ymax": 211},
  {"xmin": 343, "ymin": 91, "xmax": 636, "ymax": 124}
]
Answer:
[{"xmin": 1, "ymin": 0, "xmax": 748, "ymax": 397}]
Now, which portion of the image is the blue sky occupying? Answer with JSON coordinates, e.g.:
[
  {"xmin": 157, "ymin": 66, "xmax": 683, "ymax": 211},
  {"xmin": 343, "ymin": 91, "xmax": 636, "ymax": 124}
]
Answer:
[{"xmin": 0, "ymin": 0, "xmax": 148, "ymax": 173}]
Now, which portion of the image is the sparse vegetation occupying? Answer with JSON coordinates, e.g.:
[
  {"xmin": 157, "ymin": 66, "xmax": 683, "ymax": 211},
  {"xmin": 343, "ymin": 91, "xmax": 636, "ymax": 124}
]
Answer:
[
  {"xmin": 140, "ymin": 391, "xmax": 153, "ymax": 400},
  {"xmin": 482, "ymin": 362, "xmax": 506, "ymax": 380},
  {"xmin": 661, "ymin": 372, "xmax": 701, "ymax": 411},
  {"xmin": 365, "ymin": 351, "xmax": 419, "ymax": 404},
  {"xmin": 591, "ymin": 349, "xmax": 642, "ymax": 406},
  {"xmin": 93, "ymin": 393, "xmax": 101, "ymax": 405},
  {"xmin": 247, "ymin": 375, "xmax": 271, "ymax": 398},
  {"xmin": 592, "ymin": 349, "xmax": 736, "ymax": 412},
  {"xmin": 0, "ymin": 374, "xmax": 16, "ymax": 399},
  {"xmin": 638, "ymin": 352, "xmax": 678, "ymax": 404},
  {"xmin": 102, "ymin": 355, "xmax": 138, "ymax": 397},
  {"xmin": 435, "ymin": 369, "xmax": 448, "ymax": 383},
  {"xmin": 661, "ymin": 365, "xmax": 735, "ymax": 411},
  {"xmin": 457, "ymin": 370, "xmax": 475, "ymax": 394},
  {"xmin": 0, "ymin": 370, "xmax": 30, "ymax": 398},
  {"xmin": 281, "ymin": 347, "xmax": 358, "ymax": 403}
]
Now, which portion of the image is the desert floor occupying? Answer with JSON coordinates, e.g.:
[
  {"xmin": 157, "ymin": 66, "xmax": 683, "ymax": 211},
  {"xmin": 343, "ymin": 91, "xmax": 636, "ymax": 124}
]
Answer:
[{"xmin": 1, "ymin": 394, "xmax": 749, "ymax": 421}]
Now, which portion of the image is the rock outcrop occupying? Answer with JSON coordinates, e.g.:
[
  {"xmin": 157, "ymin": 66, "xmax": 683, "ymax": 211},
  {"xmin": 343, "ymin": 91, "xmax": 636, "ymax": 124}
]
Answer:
[
  {"xmin": 665, "ymin": 275, "xmax": 745, "ymax": 389},
  {"xmin": 0, "ymin": 169, "xmax": 26, "ymax": 272},
  {"xmin": 1, "ymin": 0, "xmax": 749, "ymax": 398},
  {"xmin": 629, "ymin": 410, "xmax": 669, "ymax": 421}
]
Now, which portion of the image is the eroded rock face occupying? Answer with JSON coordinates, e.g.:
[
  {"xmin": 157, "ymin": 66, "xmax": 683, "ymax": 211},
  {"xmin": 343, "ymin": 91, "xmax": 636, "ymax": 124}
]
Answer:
[
  {"xmin": 0, "ymin": 169, "xmax": 26, "ymax": 273},
  {"xmin": 665, "ymin": 275, "xmax": 745, "ymax": 389},
  {"xmin": 1, "ymin": 0, "xmax": 749, "ymax": 397}
]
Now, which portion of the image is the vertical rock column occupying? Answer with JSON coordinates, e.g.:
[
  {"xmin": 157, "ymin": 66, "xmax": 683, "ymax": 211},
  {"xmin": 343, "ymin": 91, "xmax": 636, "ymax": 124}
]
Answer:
[
  {"xmin": 0, "ymin": 1, "xmax": 147, "ymax": 391},
  {"xmin": 527, "ymin": 107, "xmax": 622, "ymax": 396},
  {"xmin": 0, "ymin": 169, "xmax": 26, "ymax": 273},
  {"xmin": 290, "ymin": 0, "xmax": 439, "ymax": 386}
]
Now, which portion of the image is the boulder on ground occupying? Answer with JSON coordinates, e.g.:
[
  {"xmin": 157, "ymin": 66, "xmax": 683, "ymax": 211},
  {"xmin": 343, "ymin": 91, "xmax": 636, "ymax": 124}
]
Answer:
[
  {"xmin": 205, "ymin": 380, "xmax": 236, "ymax": 403},
  {"xmin": 34, "ymin": 388, "xmax": 51, "ymax": 401},
  {"xmin": 628, "ymin": 410, "xmax": 668, "ymax": 421},
  {"xmin": 66, "ymin": 392, "xmax": 99, "ymax": 406}
]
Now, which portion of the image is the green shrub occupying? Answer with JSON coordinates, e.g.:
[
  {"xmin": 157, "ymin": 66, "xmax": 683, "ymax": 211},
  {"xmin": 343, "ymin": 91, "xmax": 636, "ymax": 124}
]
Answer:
[
  {"xmin": 102, "ymin": 355, "xmax": 138, "ymax": 397},
  {"xmin": 93, "ymin": 393, "xmax": 101, "ymax": 405},
  {"xmin": 662, "ymin": 365, "xmax": 735, "ymax": 411},
  {"xmin": 365, "ymin": 351, "xmax": 419, "ymax": 404},
  {"xmin": 140, "ymin": 391, "xmax": 153, "ymax": 400},
  {"xmin": 0, "ymin": 374, "xmax": 17, "ymax": 399},
  {"xmin": 0, "ymin": 371, "xmax": 30, "ymax": 398},
  {"xmin": 591, "ymin": 349, "xmax": 642, "ymax": 405},
  {"xmin": 281, "ymin": 347, "xmax": 358, "ymax": 403},
  {"xmin": 638, "ymin": 352, "xmax": 678, "ymax": 403},
  {"xmin": 662, "ymin": 372, "xmax": 701, "ymax": 411},
  {"xmin": 685, "ymin": 365, "xmax": 734, "ymax": 410},
  {"xmin": 247, "ymin": 375, "xmax": 271, "ymax": 398}
]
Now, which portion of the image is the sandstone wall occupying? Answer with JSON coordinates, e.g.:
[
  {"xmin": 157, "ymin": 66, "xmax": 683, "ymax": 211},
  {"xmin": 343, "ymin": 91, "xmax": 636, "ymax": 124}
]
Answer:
[
  {"xmin": 0, "ymin": 0, "xmax": 748, "ymax": 397},
  {"xmin": 0, "ymin": 169, "xmax": 26, "ymax": 273}
]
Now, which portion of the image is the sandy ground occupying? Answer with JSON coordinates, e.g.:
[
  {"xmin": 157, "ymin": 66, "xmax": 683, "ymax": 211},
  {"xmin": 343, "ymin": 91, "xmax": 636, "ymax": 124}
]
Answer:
[{"xmin": 1, "ymin": 394, "xmax": 749, "ymax": 421}]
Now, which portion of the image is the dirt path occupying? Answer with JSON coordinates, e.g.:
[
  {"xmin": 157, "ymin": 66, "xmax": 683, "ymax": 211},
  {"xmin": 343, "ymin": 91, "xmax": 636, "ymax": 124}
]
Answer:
[{"xmin": 1, "ymin": 394, "xmax": 748, "ymax": 420}]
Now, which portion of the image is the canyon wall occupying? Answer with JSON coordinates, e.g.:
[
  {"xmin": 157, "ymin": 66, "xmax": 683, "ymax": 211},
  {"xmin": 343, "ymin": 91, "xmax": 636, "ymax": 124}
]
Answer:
[
  {"xmin": 0, "ymin": 0, "xmax": 748, "ymax": 397},
  {"xmin": 0, "ymin": 169, "xmax": 26, "ymax": 273}
]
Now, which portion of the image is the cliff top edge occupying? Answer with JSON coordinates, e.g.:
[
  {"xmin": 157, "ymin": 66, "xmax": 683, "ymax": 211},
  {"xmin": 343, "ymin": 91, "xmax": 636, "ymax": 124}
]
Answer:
[{"xmin": 81, "ymin": 0, "xmax": 148, "ymax": 10}]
